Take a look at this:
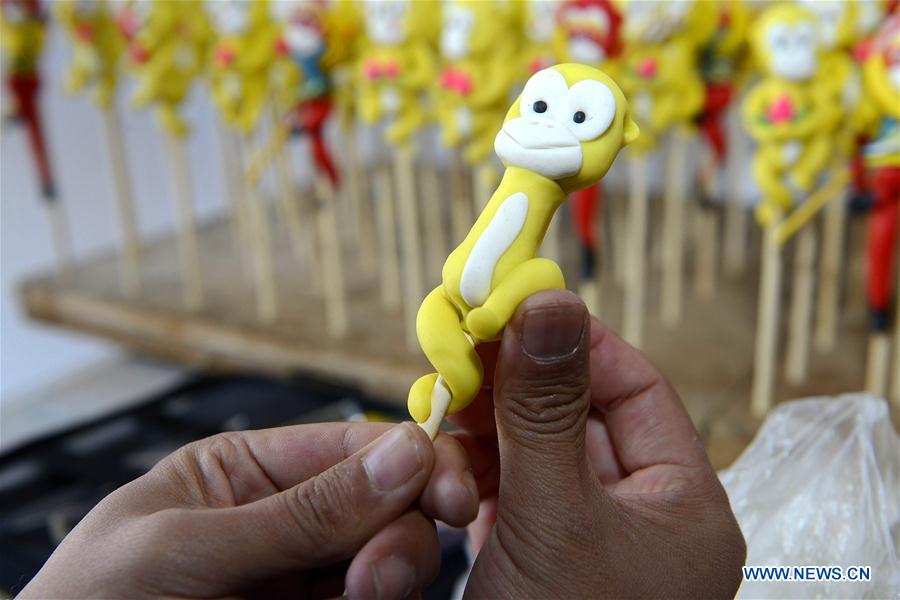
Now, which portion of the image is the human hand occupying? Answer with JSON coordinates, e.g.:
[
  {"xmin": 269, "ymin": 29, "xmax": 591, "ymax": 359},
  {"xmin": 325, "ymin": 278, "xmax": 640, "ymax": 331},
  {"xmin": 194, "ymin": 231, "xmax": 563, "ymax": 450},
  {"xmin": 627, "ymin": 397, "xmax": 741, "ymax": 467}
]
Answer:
[
  {"xmin": 21, "ymin": 422, "xmax": 479, "ymax": 599},
  {"xmin": 451, "ymin": 290, "xmax": 746, "ymax": 599}
]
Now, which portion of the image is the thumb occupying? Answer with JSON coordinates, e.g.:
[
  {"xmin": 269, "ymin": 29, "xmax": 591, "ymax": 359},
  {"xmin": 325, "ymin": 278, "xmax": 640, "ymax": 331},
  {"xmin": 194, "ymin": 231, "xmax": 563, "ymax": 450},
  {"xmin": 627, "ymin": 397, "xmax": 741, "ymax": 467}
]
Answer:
[
  {"xmin": 493, "ymin": 290, "xmax": 592, "ymax": 508},
  {"xmin": 139, "ymin": 423, "xmax": 435, "ymax": 593}
]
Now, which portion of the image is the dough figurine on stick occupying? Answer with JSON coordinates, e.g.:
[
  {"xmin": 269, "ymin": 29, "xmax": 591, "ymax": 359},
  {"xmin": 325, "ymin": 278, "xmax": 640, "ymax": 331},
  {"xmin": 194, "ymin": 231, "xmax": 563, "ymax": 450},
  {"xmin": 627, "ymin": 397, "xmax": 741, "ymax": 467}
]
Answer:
[
  {"xmin": 1, "ymin": 0, "xmax": 72, "ymax": 275},
  {"xmin": 409, "ymin": 64, "xmax": 638, "ymax": 439},
  {"xmin": 744, "ymin": 3, "xmax": 834, "ymax": 415},
  {"xmin": 858, "ymin": 13, "xmax": 899, "ymax": 403}
]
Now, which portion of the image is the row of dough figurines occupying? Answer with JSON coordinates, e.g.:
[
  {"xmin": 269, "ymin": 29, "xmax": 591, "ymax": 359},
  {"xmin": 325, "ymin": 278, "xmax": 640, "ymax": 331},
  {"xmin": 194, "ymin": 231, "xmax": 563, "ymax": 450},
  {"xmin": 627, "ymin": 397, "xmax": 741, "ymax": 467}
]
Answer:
[{"xmin": 1, "ymin": 0, "xmax": 898, "ymax": 435}]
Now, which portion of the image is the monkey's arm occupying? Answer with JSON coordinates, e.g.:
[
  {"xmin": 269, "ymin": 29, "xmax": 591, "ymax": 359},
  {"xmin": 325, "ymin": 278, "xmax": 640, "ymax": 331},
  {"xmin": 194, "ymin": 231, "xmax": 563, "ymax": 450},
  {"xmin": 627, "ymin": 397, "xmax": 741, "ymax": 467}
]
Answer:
[
  {"xmin": 464, "ymin": 257, "xmax": 565, "ymax": 341},
  {"xmin": 791, "ymin": 134, "xmax": 830, "ymax": 191}
]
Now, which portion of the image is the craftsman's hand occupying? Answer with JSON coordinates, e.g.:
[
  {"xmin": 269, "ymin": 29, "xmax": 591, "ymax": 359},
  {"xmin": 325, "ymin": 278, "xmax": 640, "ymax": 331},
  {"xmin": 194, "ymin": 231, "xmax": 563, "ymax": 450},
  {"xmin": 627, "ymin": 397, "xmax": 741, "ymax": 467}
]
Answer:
[
  {"xmin": 451, "ymin": 290, "xmax": 746, "ymax": 599},
  {"xmin": 20, "ymin": 422, "xmax": 479, "ymax": 599}
]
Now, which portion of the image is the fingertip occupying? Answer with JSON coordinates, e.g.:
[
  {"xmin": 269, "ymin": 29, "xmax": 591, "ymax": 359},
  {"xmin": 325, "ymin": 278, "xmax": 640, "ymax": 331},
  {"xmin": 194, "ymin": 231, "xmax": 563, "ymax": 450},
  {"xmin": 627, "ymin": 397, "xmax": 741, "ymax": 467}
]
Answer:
[{"xmin": 421, "ymin": 434, "xmax": 479, "ymax": 527}]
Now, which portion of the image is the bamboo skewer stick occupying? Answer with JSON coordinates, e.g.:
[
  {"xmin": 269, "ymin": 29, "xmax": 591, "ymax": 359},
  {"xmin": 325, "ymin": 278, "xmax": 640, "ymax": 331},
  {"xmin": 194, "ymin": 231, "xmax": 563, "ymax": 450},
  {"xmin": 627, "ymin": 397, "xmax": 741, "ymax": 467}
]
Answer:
[
  {"xmin": 102, "ymin": 105, "xmax": 141, "ymax": 297},
  {"xmin": 623, "ymin": 155, "xmax": 648, "ymax": 348},
  {"xmin": 420, "ymin": 161, "xmax": 447, "ymax": 286},
  {"xmin": 661, "ymin": 133, "xmax": 688, "ymax": 326},
  {"xmin": 394, "ymin": 145, "xmax": 425, "ymax": 350},
  {"xmin": 694, "ymin": 206, "xmax": 718, "ymax": 300},
  {"xmin": 374, "ymin": 163, "xmax": 401, "ymax": 310},
  {"xmin": 751, "ymin": 219, "xmax": 783, "ymax": 418},
  {"xmin": 723, "ymin": 110, "xmax": 747, "ymax": 277},
  {"xmin": 272, "ymin": 123, "xmax": 309, "ymax": 271},
  {"xmin": 164, "ymin": 134, "xmax": 204, "ymax": 310},
  {"xmin": 237, "ymin": 135, "xmax": 277, "ymax": 322},
  {"xmin": 346, "ymin": 130, "xmax": 377, "ymax": 275},
  {"xmin": 314, "ymin": 174, "xmax": 349, "ymax": 338},
  {"xmin": 449, "ymin": 152, "xmax": 471, "ymax": 245},
  {"xmin": 813, "ymin": 183, "xmax": 846, "ymax": 353},
  {"xmin": 46, "ymin": 202, "xmax": 74, "ymax": 279},
  {"xmin": 865, "ymin": 333, "xmax": 890, "ymax": 398},
  {"xmin": 785, "ymin": 225, "xmax": 817, "ymax": 384},
  {"xmin": 215, "ymin": 119, "xmax": 252, "ymax": 276}
]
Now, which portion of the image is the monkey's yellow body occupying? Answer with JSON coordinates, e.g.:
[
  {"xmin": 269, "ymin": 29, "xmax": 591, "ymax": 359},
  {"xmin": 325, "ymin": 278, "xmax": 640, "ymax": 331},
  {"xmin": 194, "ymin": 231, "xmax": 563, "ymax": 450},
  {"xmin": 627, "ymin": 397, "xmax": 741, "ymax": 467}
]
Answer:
[
  {"xmin": 0, "ymin": 3, "xmax": 44, "ymax": 76},
  {"xmin": 861, "ymin": 26, "xmax": 900, "ymax": 169},
  {"xmin": 208, "ymin": 1, "xmax": 277, "ymax": 133},
  {"xmin": 409, "ymin": 63, "xmax": 638, "ymax": 423},
  {"xmin": 742, "ymin": 80, "xmax": 831, "ymax": 224},
  {"xmin": 128, "ymin": 1, "xmax": 210, "ymax": 137},
  {"xmin": 57, "ymin": 1, "xmax": 122, "ymax": 108}
]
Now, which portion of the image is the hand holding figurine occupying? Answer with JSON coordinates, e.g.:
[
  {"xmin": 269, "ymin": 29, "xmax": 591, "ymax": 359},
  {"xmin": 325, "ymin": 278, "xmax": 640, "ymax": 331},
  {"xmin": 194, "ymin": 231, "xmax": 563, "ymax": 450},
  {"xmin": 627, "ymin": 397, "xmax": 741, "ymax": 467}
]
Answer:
[{"xmin": 452, "ymin": 290, "xmax": 747, "ymax": 599}]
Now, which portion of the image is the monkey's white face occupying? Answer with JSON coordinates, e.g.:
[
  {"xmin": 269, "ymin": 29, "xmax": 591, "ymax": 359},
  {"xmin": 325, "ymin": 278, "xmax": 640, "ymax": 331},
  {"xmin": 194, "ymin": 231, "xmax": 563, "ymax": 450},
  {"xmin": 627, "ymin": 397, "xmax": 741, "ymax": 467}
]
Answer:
[
  {"xmin": 441, "ymin": 4, "xmax": 475, "ymax": 59},
  {"xmin": 211, "ymin": 0, "xmax": 250, "ymax": 35},
  {"xmin": 766, "ymin": 21, "xmax": 818, "ymax": 80},
  {"xmin": 797, "ymin": 0, "xmax": 844, "ymax": 49},
  {"xmin": 624, "ymin": 0, "xmax": 690, "ymax": 43},
  {"xmin": 364, "ymin": 1, "xmax": 409, "ymax": 46},
  {"xmin": 494, "ymin": 69, "xmax": 617, "ymax": 179}
]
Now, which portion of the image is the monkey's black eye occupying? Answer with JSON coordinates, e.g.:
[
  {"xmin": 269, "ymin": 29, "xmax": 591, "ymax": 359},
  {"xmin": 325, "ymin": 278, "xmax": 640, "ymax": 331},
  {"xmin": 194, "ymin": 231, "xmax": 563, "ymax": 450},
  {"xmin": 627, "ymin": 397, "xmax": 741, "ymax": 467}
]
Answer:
[
  {"xmin": 533, "ymin": 100, "xmax": 548, "ymax": 113},
  {"xmin": 573, "ymin": 111, "xmax": 586, "ymax": 123}
]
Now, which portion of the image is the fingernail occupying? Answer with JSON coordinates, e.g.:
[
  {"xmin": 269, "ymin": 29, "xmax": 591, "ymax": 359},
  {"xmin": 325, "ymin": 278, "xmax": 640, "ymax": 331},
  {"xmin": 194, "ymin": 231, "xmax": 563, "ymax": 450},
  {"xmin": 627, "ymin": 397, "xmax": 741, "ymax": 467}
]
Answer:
[
  {"xmin": 522, "ymin": 305, "xmax": 585, "ymax": 360},
  {"xmin": 363, "ymin": 424, "xmax": 423, "ymax": 491},
  {"xmin": 371, "ymin": 555, "xmax": 415, "ymax": 600}
]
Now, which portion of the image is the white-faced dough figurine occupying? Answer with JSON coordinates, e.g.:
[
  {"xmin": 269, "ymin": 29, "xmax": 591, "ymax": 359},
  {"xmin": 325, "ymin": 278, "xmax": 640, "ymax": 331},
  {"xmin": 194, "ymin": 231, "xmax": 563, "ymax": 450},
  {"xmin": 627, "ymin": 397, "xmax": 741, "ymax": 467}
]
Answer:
[
  {"xmin": 409, "ymin": 64, "xmax": 639, "ymax": 439},
  {"xmin": 742, "ymin": 3, "xmax": 834, "ymax": 226}
]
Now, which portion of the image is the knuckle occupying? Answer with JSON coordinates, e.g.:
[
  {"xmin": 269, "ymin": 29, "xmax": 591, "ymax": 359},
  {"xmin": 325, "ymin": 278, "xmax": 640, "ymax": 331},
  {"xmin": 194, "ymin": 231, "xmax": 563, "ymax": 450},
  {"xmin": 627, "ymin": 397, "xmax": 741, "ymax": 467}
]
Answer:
[
  {"xmin": 284, "ymin": 472, "xmax": 357, "ymax": 560},
  {"xmin": 500, "ymin": 376, "xmax": 589, "ymax": 436}
]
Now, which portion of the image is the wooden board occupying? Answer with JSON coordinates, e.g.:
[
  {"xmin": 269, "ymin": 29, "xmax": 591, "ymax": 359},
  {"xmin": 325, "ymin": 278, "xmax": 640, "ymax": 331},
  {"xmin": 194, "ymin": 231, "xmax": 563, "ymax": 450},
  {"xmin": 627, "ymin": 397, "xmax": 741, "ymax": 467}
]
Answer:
[{"xmin": 20, "ymin": 202, "xmax": 889, "ymax": 470}]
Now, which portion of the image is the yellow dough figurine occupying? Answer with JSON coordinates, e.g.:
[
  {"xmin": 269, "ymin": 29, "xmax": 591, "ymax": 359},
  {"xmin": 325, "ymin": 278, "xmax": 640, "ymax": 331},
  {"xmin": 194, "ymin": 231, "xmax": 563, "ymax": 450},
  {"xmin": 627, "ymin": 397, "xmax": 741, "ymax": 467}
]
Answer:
[
  {"xmin": 57, "ymin": 0, "xmax": 123, "ymax": 108},
  {"xmin": 355, "ymin": 0, "xmax": 433, "ymax": 144},
  {"xmin": 125, "ymin": 0, "xmax": 211, "ymax": 137},
  {"xmin": 742, "ymin": 3, "xmax": 834, "ymax": 225},
  {"xmin": 208, "ymin": 0, "xmax": 278, "ymax": 133},
  {"xmin": 435, "ymin": 0, "xmax": 518, "ymax": 164},
  {"xmin": 409, "ymin": 64, "xmax": 638, "ymax": 438}
]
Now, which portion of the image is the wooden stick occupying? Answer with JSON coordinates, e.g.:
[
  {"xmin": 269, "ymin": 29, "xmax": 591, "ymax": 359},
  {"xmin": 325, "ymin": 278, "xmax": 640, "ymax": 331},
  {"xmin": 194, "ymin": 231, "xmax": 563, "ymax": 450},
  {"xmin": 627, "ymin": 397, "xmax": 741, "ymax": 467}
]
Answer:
[
  {"xmin": 420, "ymin": 161, "xmax": 447, "ymax": 286},
  {"xmin": 785, "ymin": 224, "xmax": 817, "ymax": 384},
  {"xmin": 865, "ymin": 333, "xmax": 890, "ymax": 398},
  {"xmin": 623, "ymin": 154, "xmax": 648, "ymax": 348},
  {"xmin": 723, "ymin": 109, "xmax": 747, "ymax": 277},
  {"xmin": 237, "ymin": 135, "xmax": 277, "ymax": 322},
  {"xmin": 612, "ymin": 193, "xmax": 628, "ymax": 287},
  {"xmin": 449, "ymin": 152, "xmax": 471, "ymax": 245},
  {"xmin": 346, "ymin": 128, "xmax": 377, "ymax": 275},
  {"xmin": 661, "ymin": 133, "xmax": 687, "ymax": 326},
  {"xmin": 544, "ymin": 213, "xmax": 562, "ymax": 264},
  {"xmin": 314, "ymin": 174, "xmax": 349, "ymax": 338},
  {"xmin": 164, "ymin": 134, "xmax": 204, "ymax": 310},
  {"xmin": 271, "ymin": 118, "xmax": 310, "ymax": 273},
  {"xmin": 694, "ymin": 206, "xmax": 718, "ymax": 300},
  {"xmin": 751, "ymin": 220, "xmax": 783, "ymax": 417},
  {"xmin": 813, "ymin": 184, "xmax": 846, "ymax": 353},
  {"xmin": 420, "ymin": 376, "xmax": 452, "ymax": 440},
  {"xmin": 892, "ymin": 207, "xmax": 900, "ymax": 408},
  {"xmin": 215, "ymin": 119, "xmax": 253, "ymax": 277},
  {"xmin": 374, "ymin": 163, "xmax": 401, "ymax": 310},
  {"xmin": 394, "ymin": 145, "xmax": 425, "ymax": 351},
  {"xmin": 102, "ymin": 105, "xmax": 141, "ymax": 297},
  {"xmin": 46, "ymin": 201, "xmax": 74, "ymax": 279}
]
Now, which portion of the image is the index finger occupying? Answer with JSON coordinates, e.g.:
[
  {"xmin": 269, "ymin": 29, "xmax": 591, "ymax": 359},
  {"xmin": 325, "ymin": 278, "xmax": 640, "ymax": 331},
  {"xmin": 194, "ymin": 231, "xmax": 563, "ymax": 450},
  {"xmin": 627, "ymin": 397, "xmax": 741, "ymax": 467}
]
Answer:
[{"xmin": 588, "ymin": 318, "xmax": 709, "ymax": 474}]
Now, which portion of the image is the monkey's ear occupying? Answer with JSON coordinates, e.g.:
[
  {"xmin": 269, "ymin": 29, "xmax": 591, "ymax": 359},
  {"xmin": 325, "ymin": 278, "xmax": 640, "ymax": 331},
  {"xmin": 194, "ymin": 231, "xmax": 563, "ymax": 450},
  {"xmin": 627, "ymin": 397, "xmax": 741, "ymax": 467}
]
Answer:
[{"xmin": 623, "ymin": 115, "xmax": 640, "ymax": 145}]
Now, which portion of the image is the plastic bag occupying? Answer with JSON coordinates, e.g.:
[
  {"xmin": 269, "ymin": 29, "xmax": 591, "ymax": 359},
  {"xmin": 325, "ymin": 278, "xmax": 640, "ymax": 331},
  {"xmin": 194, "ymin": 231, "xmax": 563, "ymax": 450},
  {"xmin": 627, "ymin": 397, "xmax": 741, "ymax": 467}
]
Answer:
[{"xmin": 719, "ymin": 394, "xmax": 899, "ymax": 599}]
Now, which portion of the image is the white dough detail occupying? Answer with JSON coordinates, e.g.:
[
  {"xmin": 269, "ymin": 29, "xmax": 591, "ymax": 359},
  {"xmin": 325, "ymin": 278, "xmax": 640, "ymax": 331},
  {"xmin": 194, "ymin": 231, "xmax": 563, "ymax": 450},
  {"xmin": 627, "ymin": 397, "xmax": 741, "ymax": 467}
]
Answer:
[{"xmin": 460, "ymin": 192, "xmax": 529, "ymax": 307}]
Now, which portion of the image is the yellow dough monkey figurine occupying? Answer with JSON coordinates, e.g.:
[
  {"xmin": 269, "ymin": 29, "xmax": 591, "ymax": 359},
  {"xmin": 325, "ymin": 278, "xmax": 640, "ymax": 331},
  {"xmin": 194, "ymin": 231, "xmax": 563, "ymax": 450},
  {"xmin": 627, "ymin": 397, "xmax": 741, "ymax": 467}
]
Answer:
[
  {"xmin": 436, "ymin": 0, "xmax": 519, "ymax": 164},
  {"xmin": 57, "ymin": 0, "xmax": 123, "ymax": 108},
  {"xmin": 126, "ymin": 0, "xmax": 211, "ymax": 137},
  {"xmin": 409, "ymin": 64, "xmax": 639, "ymax": 437},
  {"xmin": 742, "ymin": 3, "xmax": 835, "ymax": 226}
]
